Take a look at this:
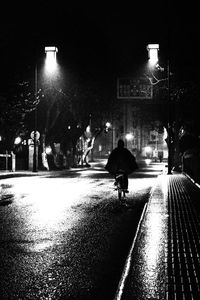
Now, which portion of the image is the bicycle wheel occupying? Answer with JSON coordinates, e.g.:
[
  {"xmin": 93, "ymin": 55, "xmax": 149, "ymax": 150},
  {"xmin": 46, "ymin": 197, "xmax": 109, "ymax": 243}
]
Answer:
[
  {"xmin": 118, "ymin": 187, "xmax": 122, "ymax": 201},
  {"xmin": 117, "ymin": 175, "xmax": 124, "ymax": 203}
]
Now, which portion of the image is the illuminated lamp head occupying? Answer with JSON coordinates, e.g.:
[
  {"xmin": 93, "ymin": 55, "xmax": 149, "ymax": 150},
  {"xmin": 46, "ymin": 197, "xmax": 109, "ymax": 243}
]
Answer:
[{"xmin": 147, "ymin": 44, "xmax": 159, "ymax": 67}]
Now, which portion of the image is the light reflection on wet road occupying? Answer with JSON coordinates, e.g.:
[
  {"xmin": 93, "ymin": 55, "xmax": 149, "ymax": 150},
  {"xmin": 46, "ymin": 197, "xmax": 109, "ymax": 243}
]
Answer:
[{"xmin": 0, "ymin": 160, "xmax": 164, "ymax": 299}]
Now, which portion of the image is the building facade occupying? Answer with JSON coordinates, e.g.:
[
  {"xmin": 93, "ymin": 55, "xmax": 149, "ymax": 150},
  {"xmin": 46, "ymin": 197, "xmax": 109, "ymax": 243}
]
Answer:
[{"xmin": 93, "ymin": 77, "xmax": 168, "ymax": 160}]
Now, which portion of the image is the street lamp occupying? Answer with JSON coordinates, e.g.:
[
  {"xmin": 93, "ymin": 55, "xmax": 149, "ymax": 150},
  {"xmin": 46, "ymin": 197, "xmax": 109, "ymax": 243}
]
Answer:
[
  {"xmin": 45, "ymin": 46, "xmax": 58, "ymax": 74},
  {"xmin": 167, "ymin": 59, "xmax": 172, "ymax": 174},
  {"xmin": 105, "ymin": 122, "xmax": 115, "ymax": 150},
  {"xmin": 32, "ymin": 46, "xmax": 58, "ymax": 172},
  {"xmin": 147, "ymin": 44, "xmax": 159, "ymax": 67},
  {"xmin": 147, "ymin": 43, "xmax": 172, "ymax": 174}
]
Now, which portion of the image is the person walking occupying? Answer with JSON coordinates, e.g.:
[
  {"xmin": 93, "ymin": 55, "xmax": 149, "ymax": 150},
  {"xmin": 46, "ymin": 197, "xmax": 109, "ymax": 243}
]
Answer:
[{"xmin": 105, "ymin": 139, "xmax": 138, "ymax": 192}]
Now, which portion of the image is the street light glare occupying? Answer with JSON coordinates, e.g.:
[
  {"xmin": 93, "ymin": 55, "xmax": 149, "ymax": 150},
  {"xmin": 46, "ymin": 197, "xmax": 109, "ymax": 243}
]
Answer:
[
  {"xmin": 106, "ymin": 122, "xmax": 111, "ymax": 128},
  {"xmin": 125, "ymin": 133, "xmax": 134, "ymax": 141},
  {"xmin": 148, "ymin": 49, "xmax": 159, "ymax": 65},
  {"xmin": 14, "ymin": 136, "xmax": 22, "ymax": 145},
  {"xmin": 45, "ymin": 146, "xmax": 52, "ymax": 154},
  {"xmin": 45, "ymin": 46, "xmax": 58, "ymax": 74},
  {"xmin": 147, "ymin": 44, "xmax": 159, "ymax": 66}
]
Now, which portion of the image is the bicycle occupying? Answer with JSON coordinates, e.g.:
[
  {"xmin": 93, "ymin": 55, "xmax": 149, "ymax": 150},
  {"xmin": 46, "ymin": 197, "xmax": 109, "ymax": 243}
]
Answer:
[{"xmin": 114, "ymin": 171, "xmax": 128, "ymax": 205}]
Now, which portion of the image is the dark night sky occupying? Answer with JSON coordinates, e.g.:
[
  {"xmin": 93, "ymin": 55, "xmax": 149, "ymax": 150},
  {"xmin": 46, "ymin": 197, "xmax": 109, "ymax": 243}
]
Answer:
[{"xmin": 0, "ymin": 3, "xmax": 200, "ymax": 89}]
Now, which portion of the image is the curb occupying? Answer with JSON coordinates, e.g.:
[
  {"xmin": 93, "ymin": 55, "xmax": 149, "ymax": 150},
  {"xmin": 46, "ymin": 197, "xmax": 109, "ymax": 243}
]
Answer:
[
  {"xmin": 114, "ymin": 172, "xmax": 199, "ymax": 299},
  {"xmin": 114, "ymin": 176, "xmax": 159, "ymax": 300},
  {"xmin": 114, "ymin": 201, "xmax": 148, "ymax": 300},
  {"xmin": 183, "ymin": 172, "xmax": 200, "ymax": 189}
]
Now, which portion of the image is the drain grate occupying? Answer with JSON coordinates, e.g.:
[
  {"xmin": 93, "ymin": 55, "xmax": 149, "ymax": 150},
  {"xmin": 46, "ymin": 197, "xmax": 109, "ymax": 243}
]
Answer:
[{"xmin": 167, "ymin": 175, "xmax": 200, "ymax": 300}]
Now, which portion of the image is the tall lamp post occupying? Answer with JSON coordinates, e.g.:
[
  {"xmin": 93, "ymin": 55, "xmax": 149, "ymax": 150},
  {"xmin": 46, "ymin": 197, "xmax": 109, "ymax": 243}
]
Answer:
[
  {"xmin": 147, "ymin": 44, "xmax": 172, "ymax": 174},
  {"xmin": 32, "ymin": 46, "xmax": 58, "ymax": 172},
  {"xmin": 167, "ymin": 59, "xmax": 172, "ymax": 174},
  {"xmin": 33, "ymin": 64, "xmax": 38, "ymax": 172}
]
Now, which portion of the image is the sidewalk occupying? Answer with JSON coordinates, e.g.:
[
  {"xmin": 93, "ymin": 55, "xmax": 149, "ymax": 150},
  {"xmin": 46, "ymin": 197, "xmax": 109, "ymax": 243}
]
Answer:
[
  {"xmin": 0, "ymin": 159, "xmax": 106, "ymax": 180},
  {"xmin": 115, "ymin": 172, "xmax": 200, "ymax": 300}
]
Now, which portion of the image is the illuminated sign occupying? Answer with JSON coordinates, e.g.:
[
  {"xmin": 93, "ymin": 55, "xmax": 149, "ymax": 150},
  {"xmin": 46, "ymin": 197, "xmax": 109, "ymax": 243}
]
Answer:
[{"xmin": 117, "ymin": 77, "xmax": 153, "ymax": 99}]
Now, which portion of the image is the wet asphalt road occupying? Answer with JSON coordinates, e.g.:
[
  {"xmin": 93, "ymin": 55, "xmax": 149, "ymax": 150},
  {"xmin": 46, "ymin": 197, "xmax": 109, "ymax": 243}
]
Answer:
[{"xmin": 0, "ymin": 160, "xmax": 164, "ymax": 299}]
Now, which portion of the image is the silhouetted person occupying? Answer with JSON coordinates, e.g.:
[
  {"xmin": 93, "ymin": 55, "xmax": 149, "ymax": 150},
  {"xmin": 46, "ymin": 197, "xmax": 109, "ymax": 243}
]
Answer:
[{"xmin": 105, "ymin": 139, "xmax": 138, "ymax": 192}]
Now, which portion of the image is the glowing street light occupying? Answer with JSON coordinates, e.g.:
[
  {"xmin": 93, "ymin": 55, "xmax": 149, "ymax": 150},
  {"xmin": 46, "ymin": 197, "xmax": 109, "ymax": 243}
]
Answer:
[
  {"xmin": 45, "ymin": 46, "xmax": 58, "ymax": 74},
  {"xmin": 14, "ymin": 137, "xmax": 22, "ymax": 145},
  {"xmin": 147, "ymin": 44, "xmax": 159, "ymax": 66},
  {"xmin": 45, "ymin": 146, "xmax": 52, "ymax": 155},
  {"xmin": 105, "ymin": 122, "xmax": 111, "ymax": 128},
  {"xmin": 125, "ymin": 133, "xmax": 134, "ymax": 141}
]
